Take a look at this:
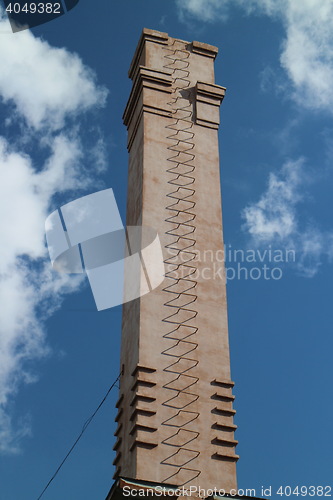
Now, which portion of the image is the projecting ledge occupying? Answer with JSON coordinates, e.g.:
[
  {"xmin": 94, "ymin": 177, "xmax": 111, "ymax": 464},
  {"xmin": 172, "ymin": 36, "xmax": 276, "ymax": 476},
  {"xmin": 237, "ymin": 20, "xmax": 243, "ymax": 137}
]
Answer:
[
  {"xmin": 195, "ymin": 82, "xmax": 226, "ymax": 129},
  {"xmin": 123, "ymin": 66, "xmax": 172, "ymax": 125},
  {"xmin": 128, "ymin": 28, "xmax": 169, "ymax": 80},
  {"xmin": 192, "ymin": 40, "xmax": 219, "ymax": 59},
  {"xmin": 123, "ymin": 65, "xmax": 172, "ymax": 149}
]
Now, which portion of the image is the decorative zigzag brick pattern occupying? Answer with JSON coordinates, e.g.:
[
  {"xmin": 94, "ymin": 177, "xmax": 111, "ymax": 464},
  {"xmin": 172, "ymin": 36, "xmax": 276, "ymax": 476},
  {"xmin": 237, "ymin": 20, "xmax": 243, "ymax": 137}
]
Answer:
[{"xmin": 160, "ymin": 38, "xmax": 201, "ymax": 486}]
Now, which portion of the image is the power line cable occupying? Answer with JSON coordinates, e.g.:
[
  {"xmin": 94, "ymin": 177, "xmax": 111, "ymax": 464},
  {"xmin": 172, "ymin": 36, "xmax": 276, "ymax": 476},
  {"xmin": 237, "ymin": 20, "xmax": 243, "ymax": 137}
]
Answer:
[{"xmin": 36, "ymin": 373, "xmax": 121, "ymax": 500}]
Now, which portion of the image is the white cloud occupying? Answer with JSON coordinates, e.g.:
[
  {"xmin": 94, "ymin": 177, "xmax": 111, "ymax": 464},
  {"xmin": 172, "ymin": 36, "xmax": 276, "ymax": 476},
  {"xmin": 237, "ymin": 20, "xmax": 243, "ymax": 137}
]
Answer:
[
  {"xmin": 176, "ymin": 0, "xmax": 333, "ymax": 112},
  {"xmin": 0, "ymin": 412, "xmax": 32, "ymax": 455},
  {"xmin": 0, "ymin": 256, "xmax": 82, "ymax": 453},
  {"xmin": 177, "ymin": 0, "xmax": 333, "ymax": 273},
  {"xmin": 0, "ymin": 16, "xmax": 107, "ymax": 130},
  {"xmin": 0, "ymin": 14, "xmax": 108, "ymax": 453},
  {"xmin": 242, "ymin": 159, "xmax": 333, "ymax": 276},
  {"xmin": 280, "ymin": 0, "xmax": 333, "ymax": 111},
  {"xmin": 176, "ymin": 0, "xmax": 230, "ymax": 22},
  {"xmin": 0, "ymin": 135, "xmax": 86, "ymax": 271},
  {"xmin": 242, "ymin": 159, "xmax": 303, "ymax": 242}
]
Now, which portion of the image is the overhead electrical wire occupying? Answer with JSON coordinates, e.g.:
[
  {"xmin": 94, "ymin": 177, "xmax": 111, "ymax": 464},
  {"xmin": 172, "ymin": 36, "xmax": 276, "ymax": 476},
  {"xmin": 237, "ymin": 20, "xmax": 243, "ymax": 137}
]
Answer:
[{"xmin": 36, "ymin": 373, "xmax": 121, "ymax": 500}]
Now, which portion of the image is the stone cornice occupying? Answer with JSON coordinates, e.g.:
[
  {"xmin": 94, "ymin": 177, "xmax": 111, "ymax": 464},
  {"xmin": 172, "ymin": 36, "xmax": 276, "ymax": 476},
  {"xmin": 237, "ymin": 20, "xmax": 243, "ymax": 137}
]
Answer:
[
  {"xmin": 191, "ymin": 40, "xmax": 219, "ymax": 59},
  {"xmin": 123, "ymin": 66, "xmax": 172, "ymax": 149},
  {"xmin": 128, "ymin": 28, "xmax": 169, "ymax": 80},
  {"xmin": 196, "ymin": 81, "xmax": 226, "ymax": 105},
  {"xmin": 195, "ymin": 81, "xmax": 226, "ymax": 129}
]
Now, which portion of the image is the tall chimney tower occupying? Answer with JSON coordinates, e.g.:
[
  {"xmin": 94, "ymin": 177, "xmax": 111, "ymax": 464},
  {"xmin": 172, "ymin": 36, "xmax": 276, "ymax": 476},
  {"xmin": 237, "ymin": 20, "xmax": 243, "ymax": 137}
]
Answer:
[{"xmin": 107, "ymin": 29, "xmax": 238, "ymax": 497}]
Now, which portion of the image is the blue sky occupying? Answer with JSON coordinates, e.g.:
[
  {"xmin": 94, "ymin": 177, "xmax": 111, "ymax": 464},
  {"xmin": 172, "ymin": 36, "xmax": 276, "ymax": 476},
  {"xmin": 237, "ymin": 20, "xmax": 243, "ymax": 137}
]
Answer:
[{"xmin": 0, "ymin": 1, "xmax": 333, "ymax": 499}]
